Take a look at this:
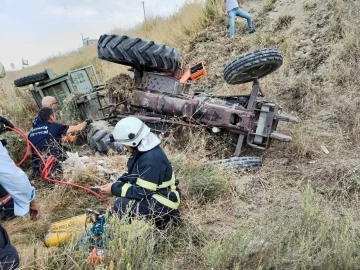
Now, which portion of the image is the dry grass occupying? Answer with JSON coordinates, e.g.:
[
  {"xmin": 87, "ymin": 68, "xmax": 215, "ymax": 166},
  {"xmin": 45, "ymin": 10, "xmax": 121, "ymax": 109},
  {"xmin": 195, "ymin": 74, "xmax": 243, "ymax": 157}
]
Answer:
[
  {"xmin": 113, "ymin": 1, "xmax": 216, "ymax": 48},
  {"xmin": 274, "ymin": 14, "xmax": 295, "ymax": 30},
  {"xmin": 204, "ymin": 186, "xmax": 360, "ymax": 270},
  {"xmin": 262, "ymin": 0, "xmax": 278, "ymax": 12},
  {"xmin": 3, "ymin": 0, "xmax": 360, "ymax": 269},
  {"xmin": 171, "ymin": 153, "xmax": 235, "ymax": 205}
]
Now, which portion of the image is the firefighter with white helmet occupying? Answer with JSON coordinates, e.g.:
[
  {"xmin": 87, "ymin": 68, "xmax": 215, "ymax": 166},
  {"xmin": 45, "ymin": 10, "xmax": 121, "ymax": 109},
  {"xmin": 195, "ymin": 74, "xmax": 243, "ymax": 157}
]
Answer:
[{"xmin": 100, "ymin": 117, "xmax": 181, "ymax": 228}]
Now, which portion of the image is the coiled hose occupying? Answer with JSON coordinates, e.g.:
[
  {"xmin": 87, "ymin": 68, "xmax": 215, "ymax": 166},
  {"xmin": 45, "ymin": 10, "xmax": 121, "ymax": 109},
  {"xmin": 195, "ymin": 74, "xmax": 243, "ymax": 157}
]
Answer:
[{"xmin": 7, "ymin": 126, "xmax": 111, "ymax": 207}]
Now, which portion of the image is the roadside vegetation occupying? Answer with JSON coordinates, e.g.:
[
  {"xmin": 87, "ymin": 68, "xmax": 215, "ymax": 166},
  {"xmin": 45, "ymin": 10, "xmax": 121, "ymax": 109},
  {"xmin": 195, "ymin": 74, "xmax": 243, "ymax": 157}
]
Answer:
[{"xmin": 2, "ymin": 0, "xmax": 360, "ymax": 269}]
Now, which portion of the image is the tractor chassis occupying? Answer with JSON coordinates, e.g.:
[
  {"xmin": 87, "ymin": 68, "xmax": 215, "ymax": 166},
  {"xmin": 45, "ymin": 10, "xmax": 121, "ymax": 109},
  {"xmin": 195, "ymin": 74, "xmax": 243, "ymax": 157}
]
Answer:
[{"xmin": 98, "ymin": 74, "xmax": 296, "ymax": 160}]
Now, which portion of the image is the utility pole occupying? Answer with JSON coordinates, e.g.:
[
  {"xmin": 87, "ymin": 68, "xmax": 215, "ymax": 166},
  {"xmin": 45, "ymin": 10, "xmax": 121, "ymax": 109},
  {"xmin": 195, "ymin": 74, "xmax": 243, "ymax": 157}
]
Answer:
[{"xmin": 142, "ymin": 1, "xmax": 146, "ymax": 23}]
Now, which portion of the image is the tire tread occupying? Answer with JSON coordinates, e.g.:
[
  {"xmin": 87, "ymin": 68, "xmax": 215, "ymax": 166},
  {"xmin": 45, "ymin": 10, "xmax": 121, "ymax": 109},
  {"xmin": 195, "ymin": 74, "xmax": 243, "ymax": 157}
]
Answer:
[{"xmin": 98, "ymin": 34, "xmax": 180, "ymax": 72}]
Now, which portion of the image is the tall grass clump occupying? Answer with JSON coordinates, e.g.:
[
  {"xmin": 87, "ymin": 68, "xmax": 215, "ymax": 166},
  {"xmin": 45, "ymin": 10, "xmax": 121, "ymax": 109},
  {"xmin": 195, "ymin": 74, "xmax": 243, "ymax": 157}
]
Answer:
[
  {"xmin": 325, "ymin": 0, "xmax": 360, "ymax": 142},
  {"xmin": 203, "ymin": 187, "xmax": 360, "ymax": 270},
  {"xmin": 115, "ymin": 0, "xmax": 221, "ymax": 48},
  {"xmin": 42, "ymin": 245, "xmax": 89, "ymax": 270},
  {"xmin": 37, "ymin": 213, "xmax": 211, "ymax": 270},
  {"xmin": 275, "ymin": 15, "xmax": 295, "ymax": 30},
  {"xmin": 171, "ymin": 154, "xmax": 234, "ymax": 205},
  {"xmin": 37, "ymin": 215, "xmax": 158, "ymax": 270},
  {"xmin": 98, "ymin": 216, "xmax": 159, "ymax": 270},
  {"xmin": 203, "ymin": 0, "xmax": 222, "ymax": 26},
  {"xmin": 0, "ymin": 84, "xmax": 38, "ymax": 129},
  {"xmin": 263, "ymin": 0, "xmax": 277, "ymax": 12}
]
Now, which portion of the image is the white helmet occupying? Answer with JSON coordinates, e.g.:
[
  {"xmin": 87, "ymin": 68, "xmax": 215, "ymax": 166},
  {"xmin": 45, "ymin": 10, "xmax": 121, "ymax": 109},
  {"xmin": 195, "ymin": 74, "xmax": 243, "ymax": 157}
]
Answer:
[{"xmin": 112, "ymin": 117, "xmax": 150, "ymax": 147}]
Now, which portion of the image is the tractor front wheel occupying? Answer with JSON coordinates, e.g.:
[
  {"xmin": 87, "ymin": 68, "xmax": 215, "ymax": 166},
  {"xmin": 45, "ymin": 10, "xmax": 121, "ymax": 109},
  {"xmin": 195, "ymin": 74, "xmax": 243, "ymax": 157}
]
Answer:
[{"xmin": 224, "ymin": 48, "xmax": 283, "ymax": 84}]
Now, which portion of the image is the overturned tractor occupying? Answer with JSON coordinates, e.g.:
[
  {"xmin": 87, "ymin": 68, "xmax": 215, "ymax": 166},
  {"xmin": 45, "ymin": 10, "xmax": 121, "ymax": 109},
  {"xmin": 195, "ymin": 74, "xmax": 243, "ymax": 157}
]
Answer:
[{"xmin": 91, "ymin": 34, "xmax": 297, "ymax": 168}]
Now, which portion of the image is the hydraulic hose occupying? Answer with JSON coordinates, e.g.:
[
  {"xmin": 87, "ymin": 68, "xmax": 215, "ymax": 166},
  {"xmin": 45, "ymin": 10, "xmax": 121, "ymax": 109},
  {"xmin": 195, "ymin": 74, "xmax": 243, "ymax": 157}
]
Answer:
[{"xmin": 6, "ymin": 126, "xmax": 111, "ymax": 207}]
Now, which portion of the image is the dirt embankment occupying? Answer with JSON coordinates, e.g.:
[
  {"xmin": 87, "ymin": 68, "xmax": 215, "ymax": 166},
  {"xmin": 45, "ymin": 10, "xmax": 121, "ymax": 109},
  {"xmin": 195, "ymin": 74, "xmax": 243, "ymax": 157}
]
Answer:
[
  {"xmin": 4, "ymin": 0, "xmax": 360, "ymax": 269},
  {"xmin": 103, "ymin": 0, "xmax": 350, "ymax": 163},
  {"xmin": 101, "ymin": 0, "xmax": 360, "ymax": 186},
  {"xmin": 158, "ymin": 0, "xmax": 360, "ymax": 243}
]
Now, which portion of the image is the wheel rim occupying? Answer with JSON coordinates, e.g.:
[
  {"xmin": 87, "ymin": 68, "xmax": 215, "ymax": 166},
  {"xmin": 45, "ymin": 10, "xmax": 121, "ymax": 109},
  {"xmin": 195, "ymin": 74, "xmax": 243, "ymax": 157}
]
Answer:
[{"xmin": 231, "ymin": 63, "xmax": 277, "ymax": 83}]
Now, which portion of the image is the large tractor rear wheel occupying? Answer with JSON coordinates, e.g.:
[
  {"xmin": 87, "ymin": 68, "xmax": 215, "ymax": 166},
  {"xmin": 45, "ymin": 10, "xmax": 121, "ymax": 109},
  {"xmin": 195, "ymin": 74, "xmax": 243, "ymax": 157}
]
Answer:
[
  {"xmin": 14, "ymin": 71, "xmax": 49, "ymax": 87},
  {"xmin": 224, "ymin": 48, "xmax": 283, "ymax": 84},
  {"xmin": 97, "ymin": 34, "xmax": 181, "ymax": 72}
]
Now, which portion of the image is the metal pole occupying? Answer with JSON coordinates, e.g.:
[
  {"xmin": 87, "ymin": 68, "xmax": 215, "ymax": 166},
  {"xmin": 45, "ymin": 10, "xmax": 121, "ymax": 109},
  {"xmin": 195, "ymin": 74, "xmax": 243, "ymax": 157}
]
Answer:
[
  {"xmin": 142, "ymin": 1, "xmax": 146, "ymax": 22},
  {"xmin": 234, "ymin": 79, "xmax": 260, "ymax": 157}
]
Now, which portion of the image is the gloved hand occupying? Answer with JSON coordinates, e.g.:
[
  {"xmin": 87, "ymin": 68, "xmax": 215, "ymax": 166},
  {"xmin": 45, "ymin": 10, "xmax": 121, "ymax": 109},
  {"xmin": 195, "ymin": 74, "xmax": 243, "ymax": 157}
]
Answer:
[
  {"xmin": 118, "ymin": 173, "xmax": 129, "ymax": 183},
  {"xmin": 0, "ymin": 116, "xmax": 14, "ymax": 134},
  {"xmin": 85, "ymin": 119, "xmax": 93, "ymax": 125}
]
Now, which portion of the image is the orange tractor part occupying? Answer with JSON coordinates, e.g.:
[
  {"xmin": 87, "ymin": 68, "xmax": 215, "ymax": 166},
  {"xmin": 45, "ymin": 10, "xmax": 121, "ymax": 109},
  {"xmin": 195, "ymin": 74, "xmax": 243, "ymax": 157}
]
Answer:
[{"xmin": 179, "ymin": 62, "xmax": 207, "ymax": 83}]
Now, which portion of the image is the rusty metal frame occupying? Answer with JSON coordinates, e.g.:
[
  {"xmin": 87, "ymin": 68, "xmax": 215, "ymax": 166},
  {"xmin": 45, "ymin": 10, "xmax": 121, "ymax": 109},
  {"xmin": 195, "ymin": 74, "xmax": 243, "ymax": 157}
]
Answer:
[
  {"xmin": 131, "ymin": 90, "xmax": 257, "ymax": 135},
  {"xmin": 97, "ymin": 68, "xmax": 296, "ymax": 157}
]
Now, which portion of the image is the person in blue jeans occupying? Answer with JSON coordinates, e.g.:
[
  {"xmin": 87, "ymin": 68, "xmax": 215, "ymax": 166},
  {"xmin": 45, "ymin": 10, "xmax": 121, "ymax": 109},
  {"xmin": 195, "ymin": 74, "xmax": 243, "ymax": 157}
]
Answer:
[{"xmin": 221, "ymin": 0, "xmax": 255, "ymax": 38}]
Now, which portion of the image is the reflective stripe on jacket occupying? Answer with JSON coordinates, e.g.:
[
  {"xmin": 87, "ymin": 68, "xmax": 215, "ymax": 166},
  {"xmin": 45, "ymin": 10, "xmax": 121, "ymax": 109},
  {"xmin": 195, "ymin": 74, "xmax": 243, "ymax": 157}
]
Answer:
[{"xmin": 111, "ymin": 146, "xmax": 180, "ymax": 209}]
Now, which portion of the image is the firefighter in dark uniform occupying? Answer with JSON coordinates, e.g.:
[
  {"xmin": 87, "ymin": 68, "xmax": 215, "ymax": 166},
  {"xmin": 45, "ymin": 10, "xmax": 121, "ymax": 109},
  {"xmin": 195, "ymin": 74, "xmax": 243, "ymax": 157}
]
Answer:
[
  {"xmin": 0, "ymin": 62, "xmax": 40, "ymax": 270},
  {"xmin": 28, "ymin": 107, "xmax": 92, "ymax": 181},
  {"xmin": 100, "ymin": 117, "xmax": 181, "ymax": 229}
]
